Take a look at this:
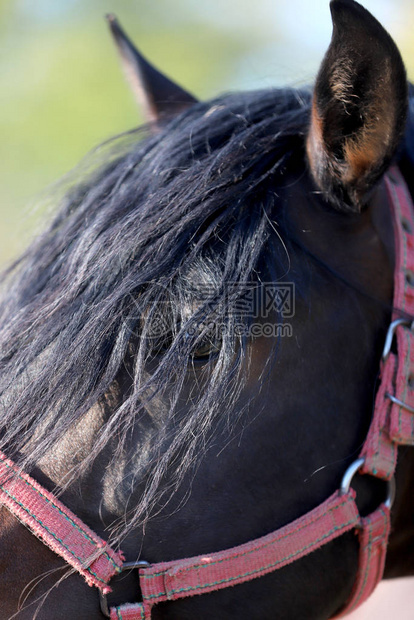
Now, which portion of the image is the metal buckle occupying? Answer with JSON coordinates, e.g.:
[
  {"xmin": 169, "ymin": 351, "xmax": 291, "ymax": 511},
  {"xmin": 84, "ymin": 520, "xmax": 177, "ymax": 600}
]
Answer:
[
  {"xmin": 382, "ymin": 318, "xmax": 413, "ymax": 360},
  {"xmin": 386, "ymin": 393, "xmax": 414, "ymax": 415},
  {"xmin": 99, "ymin": 560, "xmax": 151, "ymax": 618},
  {"xmin": 340, "ymin": 458, "xmax": 395, "ymax": 509}
]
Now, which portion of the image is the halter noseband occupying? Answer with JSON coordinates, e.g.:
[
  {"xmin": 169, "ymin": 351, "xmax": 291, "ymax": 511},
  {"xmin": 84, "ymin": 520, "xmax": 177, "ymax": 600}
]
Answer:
[{"xmin": 1, "ymin": 166, "xmax": 413, "ymax": 619}]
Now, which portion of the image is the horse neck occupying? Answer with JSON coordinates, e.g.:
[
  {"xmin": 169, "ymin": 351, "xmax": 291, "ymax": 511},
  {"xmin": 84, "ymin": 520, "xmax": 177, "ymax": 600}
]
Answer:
[{"xmin": 386, "ymin": 448, "xmax": 414, "ymax": 577}]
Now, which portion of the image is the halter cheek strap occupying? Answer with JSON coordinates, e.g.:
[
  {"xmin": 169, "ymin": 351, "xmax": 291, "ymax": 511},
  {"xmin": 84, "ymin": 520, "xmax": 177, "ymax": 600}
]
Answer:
[
  {"xmin": 360, "ymin": 168, "xmax": 414, "ymax": 478},
  {"xmin": 0, "ymin": 166, "xmax": 413, "ymax": 619},
  {"xmin": 0, "ymin": 452, "xmax": 124, "ymax": 591}
]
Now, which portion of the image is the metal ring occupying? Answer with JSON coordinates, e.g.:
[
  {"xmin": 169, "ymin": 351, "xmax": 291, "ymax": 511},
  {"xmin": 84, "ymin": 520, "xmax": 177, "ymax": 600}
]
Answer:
[
  {"xmin": 120, "ymin": 560, "xmax": 151, "ymax": 572},
  {"xmin": 99, "ymin": 560, "xmax": 151, "ymax": 617},
  {"xmin": 340, "ymin": 458, "xmax": 365, "ymax": 495},
  {"xmin": 384, "ymin": 477, "xmax": 396, "ymax": 510},
  {"xmin": 386, "ymin": 393, "xmax": 414, "ymax": 415},
  {"xmin": 99, "ymin": 591, "xmax": 111, "ymax": 618},
  {"xmin": 382, "ymin": 319, "xmax": 412, "ymax": 360},
  {"xmin": 340, "ymin": 457, "xmax": 395, "ymax": 509}
]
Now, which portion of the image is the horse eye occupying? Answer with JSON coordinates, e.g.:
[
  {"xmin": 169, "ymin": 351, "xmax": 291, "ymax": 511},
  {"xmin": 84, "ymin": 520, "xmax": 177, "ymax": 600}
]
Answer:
[
  {"xmin": 191, "ymin": 333, "xmax": 222, "ymax": 362},
  {"xmin": 149, "ymin": 332, "xmax": 174, "ymax": 356}
]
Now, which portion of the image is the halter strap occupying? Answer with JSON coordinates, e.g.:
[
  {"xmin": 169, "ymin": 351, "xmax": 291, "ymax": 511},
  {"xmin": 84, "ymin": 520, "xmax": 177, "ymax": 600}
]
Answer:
[
  {"xmin": 360, "ymin": 167, "xmax": 414, "ymax": 479},
  {"xmin": 0, "ymin": 166, "xmax": 413, "ymax": 619},
  {"xmin": 334, "ymin": 165, "xmax": 414, "ymax": 617},
  {"xmin": 0, "ymin": 451, "xmax": 124, "ymax": 592},
  {"xmin": 123, "ymin": 491, "xmax": 360, "ymax": 620}
]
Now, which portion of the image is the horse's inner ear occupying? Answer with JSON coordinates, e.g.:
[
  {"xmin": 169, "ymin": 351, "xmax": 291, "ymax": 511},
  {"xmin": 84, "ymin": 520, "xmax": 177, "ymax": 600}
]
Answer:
[
  {"xmin": 306, "ymin": 0, "xmax": 408, "ymax": 212},
  {"xmin": 106, "ymin": 14, "xmax": 198, "ymax": 127}
]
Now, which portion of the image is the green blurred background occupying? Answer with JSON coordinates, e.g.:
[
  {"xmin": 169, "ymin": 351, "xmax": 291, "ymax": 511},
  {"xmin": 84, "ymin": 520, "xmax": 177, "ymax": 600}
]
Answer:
[{"xmin": 1, "ymin": 0, "xmax": 413, "ymax": 266}]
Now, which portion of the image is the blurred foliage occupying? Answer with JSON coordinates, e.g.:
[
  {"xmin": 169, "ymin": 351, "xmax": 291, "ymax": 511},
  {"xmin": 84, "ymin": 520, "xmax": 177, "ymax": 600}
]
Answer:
[
  {"xmin": 0, "ymin": 1, "xmax": 254, "ymax": 263},
  {"xmin": 0, "ymin": 0, "xmax": 413, "ymax": 265}
]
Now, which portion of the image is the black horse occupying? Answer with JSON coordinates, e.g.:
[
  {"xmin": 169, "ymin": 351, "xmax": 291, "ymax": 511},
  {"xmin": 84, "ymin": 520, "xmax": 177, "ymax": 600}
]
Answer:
[{"xmin": 0, "ymin": 1, "xmax": 413, "ymax": 618}]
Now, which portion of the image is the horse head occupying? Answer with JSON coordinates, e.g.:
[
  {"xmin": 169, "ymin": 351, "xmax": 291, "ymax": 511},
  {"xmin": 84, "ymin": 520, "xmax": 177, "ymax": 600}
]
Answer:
[{"xmin": 0, "ymin": 1, "xmax": 413, "ymax": 618}]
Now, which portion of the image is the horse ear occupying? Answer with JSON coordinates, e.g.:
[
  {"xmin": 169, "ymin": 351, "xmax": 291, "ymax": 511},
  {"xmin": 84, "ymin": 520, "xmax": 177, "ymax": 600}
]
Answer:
[
  {"xmin": 106, "ymin": 15, "xmax": 198, "ymax": 126},
  {"xmin": 306, "ymin": 0, "xmax": 408, "ymax": 212}
]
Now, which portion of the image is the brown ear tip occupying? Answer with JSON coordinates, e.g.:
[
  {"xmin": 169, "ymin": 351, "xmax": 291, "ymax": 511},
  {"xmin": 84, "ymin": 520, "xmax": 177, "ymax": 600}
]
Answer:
[
  {"xmin": 330, "ymin": 0, "xmax": 356, "ymax": 9},
  {"xmin": 105, "ymin": 13, "xmax": 126, "ymax": 42},
  {"xmin": 105, "ymin": 13, "xmax": 118, "ymax": 26},
  {"xmin": 329, "ymin": 0, "xmax": 365, "ymax": 21}
]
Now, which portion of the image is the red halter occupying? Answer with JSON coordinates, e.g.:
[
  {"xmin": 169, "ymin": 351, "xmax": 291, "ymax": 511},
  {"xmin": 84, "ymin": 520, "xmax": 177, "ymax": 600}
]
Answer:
[{"xmin": 1, "ymin": 166, "xmax": 413, "ymax": 619}]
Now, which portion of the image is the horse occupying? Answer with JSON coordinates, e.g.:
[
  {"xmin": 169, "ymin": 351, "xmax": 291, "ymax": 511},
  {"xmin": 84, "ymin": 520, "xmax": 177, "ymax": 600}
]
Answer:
[{"xmin": 0, "ymin": 1, "xmax": 413, "ymax": 618}]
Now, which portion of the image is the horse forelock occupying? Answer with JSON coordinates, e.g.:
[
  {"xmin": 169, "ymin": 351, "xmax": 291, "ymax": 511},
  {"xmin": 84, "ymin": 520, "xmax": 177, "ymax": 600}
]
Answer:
[{"xmin": 0, "ymin": 86, "xmax": 313, "ymax": 538}]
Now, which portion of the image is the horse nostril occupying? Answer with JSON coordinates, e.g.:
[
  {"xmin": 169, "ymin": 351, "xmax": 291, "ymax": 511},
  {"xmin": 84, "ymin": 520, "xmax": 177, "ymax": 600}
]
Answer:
[{"xmin": 401, "ymin": 218, "xmax": 412, "ymax": 234}]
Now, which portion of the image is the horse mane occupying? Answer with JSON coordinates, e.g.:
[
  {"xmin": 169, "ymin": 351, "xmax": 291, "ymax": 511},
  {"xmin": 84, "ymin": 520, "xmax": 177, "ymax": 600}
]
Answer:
[{"xmin": 2, "ymin": 81, "xmax": 410, "ymax": 540}]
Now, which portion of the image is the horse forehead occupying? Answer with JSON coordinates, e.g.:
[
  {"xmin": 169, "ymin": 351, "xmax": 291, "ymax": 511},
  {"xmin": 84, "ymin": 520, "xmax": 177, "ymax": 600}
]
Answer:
[{"xmin": 279, "ymin": 174, "xmax": 394, "ymax": 302}]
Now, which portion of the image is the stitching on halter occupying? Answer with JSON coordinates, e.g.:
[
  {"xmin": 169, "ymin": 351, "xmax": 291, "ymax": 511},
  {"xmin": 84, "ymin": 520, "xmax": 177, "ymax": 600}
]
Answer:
[
  {"xmin": 142, "ymin": 497, "xmax": 352, "ymax": 580},
  {"xmin": 0, "ymin": 484, "xmax": 110, "ymax": 585},
  {"xmin": 0, "ymin": 459, "xmax": 119, "ymax": 570}
]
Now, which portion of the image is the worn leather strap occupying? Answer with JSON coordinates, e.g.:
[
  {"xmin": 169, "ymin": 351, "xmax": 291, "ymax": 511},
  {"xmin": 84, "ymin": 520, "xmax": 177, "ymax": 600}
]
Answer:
[
  {"xmin": 334, "ymin": 505, "xmax": 390, "ymax": 618},
  {"xmin": 0, "ymin": 451, "xmax": 124, "ymax": 592},
  {"xmin": 111, "ymin": 604, "xmax": 146, "ymax": 620},
  {"xmin": 361, "ymin": 168, "xmax": 414, "ymax": 479},
  {"xmin": 111, "ymin": 491, "xmax": 360, "ymax": 620}
]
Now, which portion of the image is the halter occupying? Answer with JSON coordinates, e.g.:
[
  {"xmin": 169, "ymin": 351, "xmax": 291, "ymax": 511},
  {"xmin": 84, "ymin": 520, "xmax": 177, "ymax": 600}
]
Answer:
[{"xmin": 1, "ymin": 165, "xmax": 413, "ymax": 619}]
